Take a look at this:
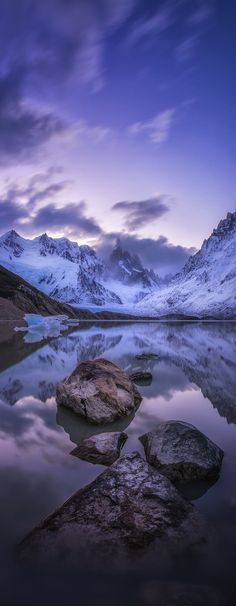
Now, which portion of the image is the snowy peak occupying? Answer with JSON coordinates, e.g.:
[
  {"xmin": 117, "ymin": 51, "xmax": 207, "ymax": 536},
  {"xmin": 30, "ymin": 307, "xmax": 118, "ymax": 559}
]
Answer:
[
  {"xmin": 138, "ymin": 210, "xmax": 236, "ymax": 318},
  {"xmin": 0, "ymin": 229, "xmax": 24, "ymax": 258},
  {"xmin": 108, "ymin": 239, "xmax": 160, "ymax": 289}
]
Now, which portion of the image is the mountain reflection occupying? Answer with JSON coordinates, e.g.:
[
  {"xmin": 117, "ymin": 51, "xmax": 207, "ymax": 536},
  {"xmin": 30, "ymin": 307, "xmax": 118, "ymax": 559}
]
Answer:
[{"xmin": 0, "ymin": 322, "xmax": 236, "ymax": 425}]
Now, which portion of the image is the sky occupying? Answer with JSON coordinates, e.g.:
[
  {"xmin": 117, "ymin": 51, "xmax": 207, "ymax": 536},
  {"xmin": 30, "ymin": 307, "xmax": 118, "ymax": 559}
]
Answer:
[{"xmin": 0, "ymin": 0, "xmax": 235, "ymax": 276}]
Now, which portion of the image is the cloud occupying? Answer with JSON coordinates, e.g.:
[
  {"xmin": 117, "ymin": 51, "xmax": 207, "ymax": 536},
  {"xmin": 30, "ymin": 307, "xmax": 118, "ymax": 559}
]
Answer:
[
  {"xmin": 112, "ymin": 196, "xmax": 170, "ymax": 230},
  {"xmin": 176, "ymin": 34, "xmax": 199, "ymax": 63},
  {"xmin": 0, "ymin": 173, "xmax": 102, "ymax": 237},
  {"xmin": 176, "ymin": 1, "xmax": 214, "ymax": 63},
  {"xmin": 128, "ymin": 1, "xmax": 176, "ymax": 45},
  {"xmin": 30, "ymin": 201, "xmax": 102, "ymax": 237},
  {"xmin": 0, "ymin": 1, "xmax": 137, "ymax": 161},
  {"xmin": 0, "ymin": 71, "xmax": 66, "ymax": 163},
  {"xmin": 187, "ymin": 3, "xmax": 213, "ymax": 26},
  {"xmin": 129, "ymin": 108, "xmax": 176, "ymax": 145},
  {"xmin": 96, "ymin": 232, "xmax": 196, "ymax": 277},
  {"xmin": 75, "ymin": 120, "xmax": 113, "ymax": 144}
]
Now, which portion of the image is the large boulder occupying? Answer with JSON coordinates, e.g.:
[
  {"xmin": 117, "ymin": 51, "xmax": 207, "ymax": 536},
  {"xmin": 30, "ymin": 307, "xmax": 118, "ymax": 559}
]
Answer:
[
  {"xmin": 71, "ymin": 431, "xmax": 127, "ymax": 465},
  {"xmin": 20, "ymin": 453, "xmax": 205, "ymax": 571},
  {"xmin": 56, "ymin": 358, "xmax": 142, "ymax": 424},
  {"xmin": 140, "ymin": 421, "xmax": 224, "ymax": 484}
]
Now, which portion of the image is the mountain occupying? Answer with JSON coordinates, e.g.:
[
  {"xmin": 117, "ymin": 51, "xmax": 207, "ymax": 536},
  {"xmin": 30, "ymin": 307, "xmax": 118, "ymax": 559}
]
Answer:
[
  {"xmin": 107, "ymin": 239, "xmax": 160, "ymax": 293},
  {"xmin": 138, "ymin": 211, "xmax": 236, "ymax": 318},
  {"xmin": 0, "ymin": 231, "xmax": 122, "ymax": 306},
  {"xmin": 0, "ymin": 231, "xmax": 159, "ymax": 307},
  {"xmin": 0, "ymin": 264, "xmax": 83, "ymax": 320}
]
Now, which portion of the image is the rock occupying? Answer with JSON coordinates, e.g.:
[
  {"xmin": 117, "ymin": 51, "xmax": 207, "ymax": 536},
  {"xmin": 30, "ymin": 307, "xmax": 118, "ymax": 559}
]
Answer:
[
  {"xmin": 135, "ymin": 352, "xmax": 159, "ymax": 361},
  {"xmin": 140, "ymin": 421, "xmax": 224, "ymax": 484},
  {"xmin": 71, "ymin": 431, "xmax": 127, "ymax": 465},
  {"xmin": 20, "ymin": 453, "xmax": 206, "ymax": 571},
  {"xmin": 129, "ymin": 371, "xmax": 152, "ymax": 385},
  {"xmin": 56, "ymin": 358, "xmax": 142, "ymax": 424}
]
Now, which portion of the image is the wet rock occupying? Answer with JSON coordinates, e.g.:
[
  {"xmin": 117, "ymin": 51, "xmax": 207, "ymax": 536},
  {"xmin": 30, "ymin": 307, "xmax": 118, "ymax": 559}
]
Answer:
[
  {"xmin": 71, "ymin": 431, "xmax": 127, "ymax": 465},
  {"xmin": 135, "ymin": 352, "xmax": 159, "ymax": 361},
  {"xmin": 20, "ymin": 452, "xmax": 206, "ymax": 570},
  {"xmin": 140, "ymin": 421, "xmax": 224, "ymax": 484},
  {"xmin": 129, "ymin": 371, "xmax": 152, "ymax": 386},
  {"xmin": 56, "ymin": 358, "xmax": 142, "ymax": 424}
]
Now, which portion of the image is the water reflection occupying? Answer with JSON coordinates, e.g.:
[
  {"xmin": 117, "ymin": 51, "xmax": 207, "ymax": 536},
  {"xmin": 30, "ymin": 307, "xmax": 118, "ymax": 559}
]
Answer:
[
  {"xmin": 0, "ymin": 322, "xmax": 236, "ymax": 604},
  {"xmin": 1, "ymin": 322, "xmax": 236, "ymax": 424}
]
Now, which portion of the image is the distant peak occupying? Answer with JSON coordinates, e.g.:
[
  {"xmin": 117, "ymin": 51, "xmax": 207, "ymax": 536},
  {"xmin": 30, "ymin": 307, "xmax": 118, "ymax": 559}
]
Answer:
[
  {"xmin": 212, "ymin": 211, "xmax": 236, "ymax": 238},
  {"xmin": 7, "ymin": 229, "xmax": 20, "ymax": 238}
]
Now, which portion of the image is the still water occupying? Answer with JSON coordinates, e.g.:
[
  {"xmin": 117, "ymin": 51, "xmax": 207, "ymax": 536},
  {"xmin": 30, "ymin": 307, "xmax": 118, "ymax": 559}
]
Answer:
[{"xmin": 0, "ymin": 321, "xmax": 236, "ymax": 605}]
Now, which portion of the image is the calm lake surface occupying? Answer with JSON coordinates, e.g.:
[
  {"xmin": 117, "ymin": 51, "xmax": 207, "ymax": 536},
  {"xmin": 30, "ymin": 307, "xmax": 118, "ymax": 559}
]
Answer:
[{"xmin": 0, "ymin": 321, "xmax": 236, "ymax": 605}]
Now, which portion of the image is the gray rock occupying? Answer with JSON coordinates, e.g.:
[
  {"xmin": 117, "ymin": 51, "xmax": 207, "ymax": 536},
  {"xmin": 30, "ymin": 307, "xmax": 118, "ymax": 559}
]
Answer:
[
  {"xmin": 129, "ymin": 371, "xmax": 152, "ymax": 385},
  {"xmin": 56, "ymin": 358, "xmax": 142, "ymax": 424},
  {"xmin": 71, "ymin": 431, "xmax": 127, "ymax": 465},
  {"xmin": 135, "ymin": 352, "xmax": 159, "ymax": 361},
  {"xmin": 140, "ymin": 421, "xmax": 224, "ymax": 484},
  {"xmin": 20, "ymin": 452, "xmax": 206, "ymax": 571}
]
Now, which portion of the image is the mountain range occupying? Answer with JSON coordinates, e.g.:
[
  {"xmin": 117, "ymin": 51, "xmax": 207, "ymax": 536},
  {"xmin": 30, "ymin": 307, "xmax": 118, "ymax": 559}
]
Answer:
[
  {"xmin": 0, "ymin": 211, "xmax": 236, "ymax": 318},
  {"xmin": 0, "ymin": 231, "xmax": 160, "ymax": 308}
]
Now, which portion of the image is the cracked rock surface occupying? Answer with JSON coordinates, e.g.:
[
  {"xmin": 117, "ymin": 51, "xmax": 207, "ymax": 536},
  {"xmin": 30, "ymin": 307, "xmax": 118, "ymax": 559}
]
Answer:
[
  {"xmin": 20, "ymin": 452, "xmax": 206, "ymax": 570},
  {"xmin": 56, "ymin": 358, "xmax": 142, "ymax": 424}
]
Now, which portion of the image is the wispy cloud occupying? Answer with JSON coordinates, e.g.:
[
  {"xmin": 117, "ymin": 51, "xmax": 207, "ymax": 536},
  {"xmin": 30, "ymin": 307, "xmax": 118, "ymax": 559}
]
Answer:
[
  {"xmin": 74, "ymin": 120, "xmax": 113, "ymax": 144},
  {"xmin": 112, "ymin": 195, "xmax": 170, "ymax": 231},
  {"xmin": 128, "ymin": 108, "xmax": 176, "ymax": 145},
  {"xmin": 188, "ymin": 4, "xmax": 213, "ymax": 26},
  {"xmin": 176, "ymin": 34, "xmax": 199, "ymax": 63},
  {"xmin": 128, "ymin": 1, "xmax": 176, "ymax": 45}
]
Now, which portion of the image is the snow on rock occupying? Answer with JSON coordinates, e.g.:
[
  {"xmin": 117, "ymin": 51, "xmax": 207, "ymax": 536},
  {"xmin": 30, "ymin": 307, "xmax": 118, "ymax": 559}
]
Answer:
[
  {"xmin": 0, "ymin": 231, "xmax": 121, "ymax": 306},
  {"xmin": 137, "ymin": 211, "xmax": 236, "ymax": 318}
]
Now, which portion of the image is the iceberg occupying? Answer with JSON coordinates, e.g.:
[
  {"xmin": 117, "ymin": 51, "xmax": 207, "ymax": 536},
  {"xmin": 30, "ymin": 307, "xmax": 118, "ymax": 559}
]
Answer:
[{"xmin": 15, "ymin": 314, "xmax": 73, "ymax": 343}]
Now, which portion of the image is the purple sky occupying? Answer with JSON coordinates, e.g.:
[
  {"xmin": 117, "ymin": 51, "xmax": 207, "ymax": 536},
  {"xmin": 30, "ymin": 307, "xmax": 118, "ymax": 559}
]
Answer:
[{"xmin": 0, "ymin": 0, "xmax": 235, "ymax": 276}]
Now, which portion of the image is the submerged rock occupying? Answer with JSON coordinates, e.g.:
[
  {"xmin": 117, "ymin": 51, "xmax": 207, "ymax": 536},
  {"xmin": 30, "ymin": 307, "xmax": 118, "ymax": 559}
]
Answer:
[
  {"xmin": 140, "ymin": 421, "xmax": 224, "ymax": 484},
  {"xmin": 135, "ymin": 352, "xmax": 159, "ymax": 361},
  {"xmin": 129, "ymin": 371, "xmax": 152, "ymax": 385},
  {"xmin": 56, "ymin": 358, "xmax": 142, "ymax": 424},
  {"xmin": 20, "ymin": 453, "xmax": 205, "ymax": 571},
  {"xmin": 71, "ymin": 431, "xmax": 127, "ymax": 465}
]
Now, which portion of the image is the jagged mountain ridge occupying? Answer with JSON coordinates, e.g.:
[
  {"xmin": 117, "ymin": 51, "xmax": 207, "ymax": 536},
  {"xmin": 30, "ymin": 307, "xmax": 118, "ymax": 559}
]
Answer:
[
  {"xmin": 108, "ymin": 239, "xmax": 160, "ymax": 289},
  {"xmin": 0, "ymin": 230, "xmax": 159, "ymax": 306},
  {"xmin": 138, "ymin": 211, "xmax": 236, "ymax": 318}
]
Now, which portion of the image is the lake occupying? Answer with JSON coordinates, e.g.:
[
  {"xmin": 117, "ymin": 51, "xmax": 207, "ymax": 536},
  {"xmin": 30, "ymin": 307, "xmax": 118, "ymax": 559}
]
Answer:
[{"xmin": 0, "ymin": 321, "xmax": 236, "ymax": 605}]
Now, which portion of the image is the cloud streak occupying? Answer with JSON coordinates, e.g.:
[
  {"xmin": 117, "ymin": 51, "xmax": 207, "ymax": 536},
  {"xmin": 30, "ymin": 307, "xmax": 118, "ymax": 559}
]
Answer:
[
  {"xmin": 129, "ymin": 108, "xmax": 176, "ymax": 145},
  {"xmin": 112, "ymin": 195, "xmax": 170, "ymax": 231}
]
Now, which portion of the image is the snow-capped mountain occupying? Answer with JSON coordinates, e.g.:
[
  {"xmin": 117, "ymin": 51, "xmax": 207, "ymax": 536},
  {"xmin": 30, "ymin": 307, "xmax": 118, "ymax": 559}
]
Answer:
[
  {"xmin": 108, "ymin": 239, "xmax": 160, "ymax": 289},
  {"xmin": 138, "ymin": 211, "xmax": 236, "ymax": 318},
  {"xmin": 0, "ymin": 231, "xmax": 159, "ymax": 307},
  {"xmin": 0, "ymin": 231, "xmax": 121, "ymax": 306}
]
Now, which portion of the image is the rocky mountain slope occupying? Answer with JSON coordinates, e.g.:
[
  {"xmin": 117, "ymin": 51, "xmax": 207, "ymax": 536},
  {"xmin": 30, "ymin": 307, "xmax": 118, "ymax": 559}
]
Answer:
[
  {"xmin": 0, "ymin": 264, "xmax": 83, "ymax": 319},
  {"xmin": 138, "ymin": 211, "xmax": 236, "ymax": 318}
]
